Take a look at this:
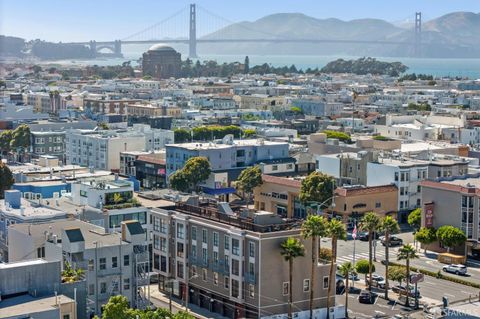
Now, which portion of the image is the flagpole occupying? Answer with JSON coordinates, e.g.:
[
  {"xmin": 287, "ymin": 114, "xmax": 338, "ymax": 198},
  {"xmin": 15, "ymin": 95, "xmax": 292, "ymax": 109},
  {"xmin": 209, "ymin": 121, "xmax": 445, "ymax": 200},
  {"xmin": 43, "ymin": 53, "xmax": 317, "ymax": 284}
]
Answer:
[{"xmin": 352, "ymin": 222, "xmax": 357, "ymax": 288}]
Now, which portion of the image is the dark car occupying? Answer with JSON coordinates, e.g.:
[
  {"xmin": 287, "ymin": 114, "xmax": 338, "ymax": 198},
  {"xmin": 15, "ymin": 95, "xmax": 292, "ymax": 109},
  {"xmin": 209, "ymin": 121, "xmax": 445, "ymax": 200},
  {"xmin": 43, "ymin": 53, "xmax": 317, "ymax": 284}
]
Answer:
[
  {"xmin": 336, "ymin": 279, "xmax": 345, "ymax": 294},
  {"xmin": 359, "ymin": 291, "xmax": 378, "ymax": 304},
  {"xmin": 381, "ymin": 236, "xmax": 403, "ymax": 246},
  {"xmin": 358, "ymin": 231, "xmax": 380, "ymax": 241}
]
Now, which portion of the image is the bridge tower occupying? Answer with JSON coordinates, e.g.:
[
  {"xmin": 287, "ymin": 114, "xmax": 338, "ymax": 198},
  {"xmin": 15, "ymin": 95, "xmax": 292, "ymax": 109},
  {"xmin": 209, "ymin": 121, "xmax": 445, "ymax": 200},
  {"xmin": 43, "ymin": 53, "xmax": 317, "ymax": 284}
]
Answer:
[
  {"xmin": 114, "ymin": 40, "xmax": 122, "ymax": 56},
  {"xmin": 189, "ymin": 3, "xmax": 197, "ymax": 58},
  {"xmin": 414, "ymin": 12, "xmax": 422, "ymax": 57},
  {"xmin": 89, "ymin": 40, "xmax": 97, "ymax": 58}
]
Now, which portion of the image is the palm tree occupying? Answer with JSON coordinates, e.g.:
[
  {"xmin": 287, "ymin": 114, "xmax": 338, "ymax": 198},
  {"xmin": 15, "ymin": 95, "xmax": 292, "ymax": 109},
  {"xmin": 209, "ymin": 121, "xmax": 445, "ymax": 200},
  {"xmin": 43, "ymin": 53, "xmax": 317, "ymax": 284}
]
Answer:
[
  {"xmin": 397, "ymin": 244, "xmax": 419, "ymax": 306},
  {"xmin": 338, "ymin": 262, "xmax": 354, "ymax": 318},
  {"xmin": 326, "ymin": 219, "xmax": 347, "ymax": 319},
  {"xmin": 360, "ymin": 212, "xmax": 381, "ymax": 292},
  {"xmin": 301, "ymin": 215, "xmax": 328, "ymax": 319},
  {"xmin": 380, "ymin": 216, "xmax": 400, "ymax": 300},
  {"xmin": 280, "ymin": 237, "xmax": 305, "ymax": 319}
]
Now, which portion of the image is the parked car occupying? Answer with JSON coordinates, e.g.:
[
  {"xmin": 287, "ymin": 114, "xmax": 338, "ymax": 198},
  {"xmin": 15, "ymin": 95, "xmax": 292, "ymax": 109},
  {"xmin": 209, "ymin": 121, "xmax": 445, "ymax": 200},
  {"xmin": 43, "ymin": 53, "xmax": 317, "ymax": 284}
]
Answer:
[
  {"xmin": 442, "ymin": 264, "xmax": 467, "ymax": 275},
  {"xmin": 381, "ymin": 236, "xmax": 403, "ymax": 246},
  {"xmin": 358, "ymin": 231, "xmax": 380, "ymax": 241},
  {"xmin": 392, "ymin": 285, "xmax": 420, "ymax": 298},
  {"xmin": 366, "ymin": 274, "xmax": 385, "ymax": 287},
  {"xmin": 359, "ymin": 291, "xmax": 378, "ymax": 304},
  {"xmin": 336, "ymin": 279, "xmax": 345, "ymax": 294}
]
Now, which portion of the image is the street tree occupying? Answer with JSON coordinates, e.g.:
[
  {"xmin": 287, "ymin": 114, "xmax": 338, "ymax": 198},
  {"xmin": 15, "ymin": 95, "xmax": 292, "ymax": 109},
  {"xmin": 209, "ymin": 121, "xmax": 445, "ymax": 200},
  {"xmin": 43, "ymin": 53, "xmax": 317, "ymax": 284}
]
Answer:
[
  {"xmin": 408, "ymin": 208, "xmax": 421, "ymax": 230},
  {"xmin": 299, "ymin": 171, "xmax": 335, "ymax": 214},
  {"xmin": 301, "ymin": 215, "xmax": 328, "ymax": 319},
  {"xmin": 436, "ymin": 225, "xmax": 467, "ymax": 253},
  {"xmin": 169, "ymin": 171, "xmax": 190, "ymax": 193},
  {"xmin": 101, "ymin": 295, "xmax": 134, "ymax": 319},
  {"xmin": 182, "ymin": 156, "xmax": 211, "ymax": 190},
  {"xmin": 326, "ymin": 219, "xmax": 346, "ymax": 319},
  {"xmin": 280, "ymin": 237, "xmax": 305, "ymax": 319},
  {"xmin": 235, "ymin": 165, "xmax": 263, "ymax": 208},
  {"xmin": 397, "ymin": 245, "xmax": 418, "ymax": 306},
  {"xmin": 338, "ymin": 261, "xmax": 355, "ymax": 318},
  {"xmin": 359, "ymin": 212, "xmax": 381, "ymax": 291},
  {"xmin": 0, "ymin": 130, "xmax": 12, "ymax": 155},
  {"xmin": 415, "ymin": 227, "xmax": 437, "ymax": 253},
  {"xmin": 355, "ymin": 259, "xmax": 375, "ymax": 282},
  {"xmin": 388, "ymin": 265, "xmax": 407, "ymax": 285},
  {"xmin": 0, "ymin": 162, "xmax": 14, "ymax": 199},
  {"xmin": 380, "ymin": 216, "xmax": 400, "ymax": 299}
]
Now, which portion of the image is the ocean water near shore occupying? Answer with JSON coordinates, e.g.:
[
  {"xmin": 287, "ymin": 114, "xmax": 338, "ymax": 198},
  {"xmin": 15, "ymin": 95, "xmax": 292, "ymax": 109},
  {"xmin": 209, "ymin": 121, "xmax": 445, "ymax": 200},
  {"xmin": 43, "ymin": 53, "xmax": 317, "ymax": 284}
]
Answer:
[{"xmin": 39, "ymin": 44, "xmax": 480, "ymax": 79}]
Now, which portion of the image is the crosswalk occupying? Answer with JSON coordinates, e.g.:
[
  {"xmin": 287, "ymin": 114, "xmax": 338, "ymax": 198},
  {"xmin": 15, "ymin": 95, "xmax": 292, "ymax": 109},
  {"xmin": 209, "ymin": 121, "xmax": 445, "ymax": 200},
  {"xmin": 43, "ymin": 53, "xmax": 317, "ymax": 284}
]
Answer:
[{"xmin": 336, "ymin": 247, "xmax": 400, "ymax": 264}]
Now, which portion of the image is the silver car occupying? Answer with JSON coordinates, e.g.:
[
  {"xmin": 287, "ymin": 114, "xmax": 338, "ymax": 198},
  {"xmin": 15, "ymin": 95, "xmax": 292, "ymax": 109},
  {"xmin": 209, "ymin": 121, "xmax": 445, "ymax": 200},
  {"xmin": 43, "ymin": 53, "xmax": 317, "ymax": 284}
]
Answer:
[{"xmin": 442, "ymin": 264, "xmax": 467, "ymax": 275}]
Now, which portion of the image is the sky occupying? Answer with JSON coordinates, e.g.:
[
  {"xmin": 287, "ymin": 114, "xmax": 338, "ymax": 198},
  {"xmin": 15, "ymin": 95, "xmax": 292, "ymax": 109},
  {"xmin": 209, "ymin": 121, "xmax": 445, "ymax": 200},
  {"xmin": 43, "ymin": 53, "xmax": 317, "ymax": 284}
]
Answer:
[{"xmin": 1, "ymin": 0, "xmax": 479, "ymax": 42}]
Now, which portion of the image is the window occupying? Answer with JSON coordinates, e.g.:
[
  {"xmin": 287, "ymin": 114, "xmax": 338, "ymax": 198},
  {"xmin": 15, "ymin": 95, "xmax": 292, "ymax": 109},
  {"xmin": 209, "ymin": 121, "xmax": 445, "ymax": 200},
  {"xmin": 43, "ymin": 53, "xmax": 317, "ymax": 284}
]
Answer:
[
  {"xmin": 160, "ymin": 237, "xmax": 167, "ymax": 252},
  {"xmin": 249, "ymin": 284, "xmax": 255, "ymax": 297},
  {"xmin": 232, "ymin": 279, "xmax": 240, "ymax": 298},
  {"xmin": 303, "ymin": 279, "xmax": 310, "ymax": 292},
  {"xmin": 248, "ymin": 262, "xmax": 254, "ymax": 276},
  {"xmin": 191, "ymin": 265, "xmax": 197, "ymax": 277},
  {"xmin": 161, "ymin": 256, "xmax": 167, "ymax": 272},
  {"xmin": 400, "ymin": 172, "xmax": 405, "ymax": 182},
  {"xmin": 153, "ymin": 234, "xmax": 160, "ymax": 249},
  {"xmin": 100, "ymin": 282, "xmax": 107, "ymax": 294},
  {"xmin": 224, "ymin": 255, "xmax": 230, "ymax": 273},
  {"xmin": 191, "ymin": 226, "xmax": 197, "ymax": 241},
  {"xmin": 417, "ymin": 185, "xmax": 421, "ymax": 193},
  {"xmin": 202, "ymin": 268, "xmax": 208, "ymax": 281},
  {"xmin": 394, "ymin": 172, "xmax": 399, "ymax": 181},
  {"xmin": 224, "ymin": 277, "xmax": 230, "ymax": 289},
  {"xmin": 213, "ymin": 251, "xmax": 219, "ymax": 265},
  {"xmin": 154, "ymin": 254, "xmax": 160, "ymax": 270},
  {"xmin": 224, "ymin": 235, "xmax": 230, "ymax": 250},
  {"xmin": 124, "ymin": 278, "xmax": 130, "ymax": 290},
  {"xmin": 202, "ymin": 248, "xmax": 208, "ymax": 264},
  {"xmin": 283, "ymin": 282, "xmax": 289, "ymax": 295},
  {"xmin": 232, "ymin": 238, "xmax": 240, "ymax": 256},
  {"xmin": 177, "ymin": 242, "xmax": 184, "ymax": 258},
  {"xmin": 417, "ymin": 198, "xmax": 421, "ymax": 207},
  {"xmin": 37, "ymin": 247, "xmax": 45, "ymax": 258},
  {"xmin": 153, "ymin": 217, "xmax": 160, "ymax": 231},
  {"xmin": 213, "ymin": 232, "xmax": 219, "ymax": 247},
  {"xmin": 191, "ymin": 244, "xmax": 197, "ymax": 259},
  {"xmin": 249, "ymin": 242, "xmax": 255, "ymax": 258},
  {"xmin": 202, "ymin": 229, "xmax": 208, "ymax": 243},
  {"xmin": 213, "ymin": 272, "xmax": 218, "ymax": 285},
  {"xmin": 232, "ymin": 259, "xmax": 239, "ymax": 276},
  {"xmin": 124, "ymin": 255, "xmax": 130, "ymax": 266},
  {"xmin": 375, "ymin": 202, "xmax": 381, "ymax": 208},
  {"xmin": 99, "ymin": 258, "xmax": 106, "ymax": 270},
  {"xmin": 323, "ymin": 277, "xmax": 329, "ymax": 289},
  {"xmin": 88, "ymin": 284, "xmax": 94, "ymax": 296},
  {"xmin": 112, "ymin": 257, "xmax": 118, "ymax": 268},
  {"xmin": 287, "ymin": 163, "xmax": 293, "ymax": 169},
  {"xmin": 88, "ymin": 259, "xmax": 94, "ymax": 271},
  {"xmin": 272, "ymin": 165, "xmax": 278, "ymax": 171},
  {"xmin": 177, "ymin": 223, "xmax": 184, "ymax": 239},
  {"xmin": 177, "ymin": 261, "xmax": 184, "ymax": 278},
  {"xmin": 160, "ymin": 219, "xmax": 167, "ymax": 234}
]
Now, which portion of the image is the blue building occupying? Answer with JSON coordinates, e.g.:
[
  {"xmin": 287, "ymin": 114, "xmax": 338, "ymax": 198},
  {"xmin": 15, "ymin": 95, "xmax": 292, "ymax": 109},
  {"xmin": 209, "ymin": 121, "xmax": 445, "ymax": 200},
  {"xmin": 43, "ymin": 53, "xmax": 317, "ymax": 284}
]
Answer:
[
  {"xmin": 13, "ymin": 181, "xmax": 71, "ymax": 199},
  {"xmin": 165, "ymin": 137, "xmax": 291, "ymax": 182}
]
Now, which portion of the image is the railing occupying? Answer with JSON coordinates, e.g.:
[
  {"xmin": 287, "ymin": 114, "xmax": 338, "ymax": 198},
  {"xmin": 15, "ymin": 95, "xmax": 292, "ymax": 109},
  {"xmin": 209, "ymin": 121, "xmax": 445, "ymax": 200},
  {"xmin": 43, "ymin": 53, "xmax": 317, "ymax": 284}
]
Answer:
[{"xmin": 175, "ymin": 202, "xmax": 300, "ymax": 233}]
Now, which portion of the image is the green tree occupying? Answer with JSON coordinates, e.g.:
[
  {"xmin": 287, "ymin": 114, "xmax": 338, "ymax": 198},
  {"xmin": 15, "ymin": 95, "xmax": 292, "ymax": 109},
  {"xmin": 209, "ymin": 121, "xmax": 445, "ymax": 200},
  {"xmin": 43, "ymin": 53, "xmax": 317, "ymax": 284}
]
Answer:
[
  {"xmin": 290, "ymin": 106, "xmax": 303, "ymax": 114},
  {"xmin": 101, "ymin": 295, "xmax": 134, "ymax": 319},
  {"xmin": 235, "ymin": 165, "xmax": 263, "ymax": 208},
  {"xmin": 182, "ymin": 156, "xmax": 211, "ymax": 190},
  {"xmin": 169, "ymin": 171, "xmax": 190, "ymax": 193},
  {"xmin": 380, "ymin": 216, "xmax": 400, "ymax": 299},
  {"xmin": 301, "ymin": 215, "xmax": 328, "ymax": 319},
  {"xmin": 0, "ymin": 130, "xmax": 13, "ymax": 155},
  {"xmin": 407, "ymin": 207, "xmax": 422, "ymax": 228},
  {"xmin": 359, "ymin": 212, "xmax": 381, "ymax": 292},
  {"xmin": 0, "ymin": 162, "xmax": 15, "ymax": 199},
  {"xmin": 415, "ymin": 227, "xmax": 437, "ymax": 253},
  {"xmin": 299, "ymin": 171, "xmax": 335, "ymax": 214},
  {"xmin": 280, "ymin": 237, "xmax": 305, "ymax": 319},
  {"xmin": 355, "ymin": 259, "xmax": 375, "ymax": 282},
  {"xmin": 388, "ymin": 265, "xmax": 407, "ymax": 285},
  {"xmin": 321, "ymin": 130, "xmax": 352, "ymax": 143},
  {"xmin": 436, "ymin": 225, "xmax": 467, "ymax": 253},
  {"xmin": 10, "ymin": 124, "xmax": 31, "ymax": 162},
  {"xmin": 326, "ymin": 219, "xmax": 347, "ymax": 319},
  {"xmin": 338, "ymin": 261, "xmax": 354, "ymax": 318},
  {"xmin": 174, "ymin": 129, "xmax": 191, "ymax": 143},
  {"xmin": 397, "ymin": 244, "xmax": 418, "ymax": 306}
]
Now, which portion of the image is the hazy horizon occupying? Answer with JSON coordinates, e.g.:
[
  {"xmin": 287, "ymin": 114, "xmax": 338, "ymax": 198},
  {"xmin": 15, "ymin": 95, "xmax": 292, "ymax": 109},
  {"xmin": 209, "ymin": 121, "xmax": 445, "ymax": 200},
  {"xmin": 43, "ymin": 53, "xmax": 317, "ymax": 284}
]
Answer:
[{"xmin": 1, "ymin": 0, "xmax": 479, "ymax": 42}]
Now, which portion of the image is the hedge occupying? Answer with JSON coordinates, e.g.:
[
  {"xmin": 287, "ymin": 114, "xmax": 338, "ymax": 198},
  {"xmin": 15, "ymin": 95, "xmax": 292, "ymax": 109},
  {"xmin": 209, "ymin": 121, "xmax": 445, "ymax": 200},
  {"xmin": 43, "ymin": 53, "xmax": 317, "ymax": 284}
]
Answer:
[{"xmin": 387, "ymin": 261, "xmax": 480, "ymax": 289}]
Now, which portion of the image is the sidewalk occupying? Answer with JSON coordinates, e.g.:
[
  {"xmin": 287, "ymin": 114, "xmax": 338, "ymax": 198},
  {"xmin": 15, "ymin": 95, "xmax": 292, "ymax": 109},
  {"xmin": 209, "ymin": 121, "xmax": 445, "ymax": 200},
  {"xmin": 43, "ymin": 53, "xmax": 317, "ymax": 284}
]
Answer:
[{"xmin": 148, "ymin": 284, "xmax": 229, "ymax": 319}]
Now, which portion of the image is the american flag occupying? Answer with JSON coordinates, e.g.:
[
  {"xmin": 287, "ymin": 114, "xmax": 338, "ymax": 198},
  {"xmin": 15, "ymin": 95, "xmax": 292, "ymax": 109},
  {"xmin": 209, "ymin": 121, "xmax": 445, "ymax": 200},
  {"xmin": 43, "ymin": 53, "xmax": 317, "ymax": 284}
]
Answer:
[{"xmin": 352, "ymin": 224, "xmax": 357, "ymax": 240}]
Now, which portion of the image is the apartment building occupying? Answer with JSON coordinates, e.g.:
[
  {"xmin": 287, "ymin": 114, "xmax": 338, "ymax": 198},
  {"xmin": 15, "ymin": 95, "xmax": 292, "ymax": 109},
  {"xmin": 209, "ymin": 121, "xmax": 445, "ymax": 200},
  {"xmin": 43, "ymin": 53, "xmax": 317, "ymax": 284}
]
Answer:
[
  {"xmin": 316, "ymin": 151, "xmax": 376, "ymax": 186},
  {"xmin": 165, "ymin": 137, "xmax": 291, "ymax": 181},
  {"xmin": 8, "ymin": 219, "xmax": 149, "ymax": 317},
  {"xmin": 367, "ymin": 158, "xmax": 429, "ymax": 222},
  {"xmin": 83, "ymin": 98, "xmax": 141, "ymax": 115},
  {"xmin": 420, "ymin": 174, "xmax": 480, "ymax": 258},
  {"xmin": 30, "ymin": 131, "xmax": 65, "ymax": 162},
  {"xmin": 150, "ymin": 202, "xmax": 336, "ymax": 319}
]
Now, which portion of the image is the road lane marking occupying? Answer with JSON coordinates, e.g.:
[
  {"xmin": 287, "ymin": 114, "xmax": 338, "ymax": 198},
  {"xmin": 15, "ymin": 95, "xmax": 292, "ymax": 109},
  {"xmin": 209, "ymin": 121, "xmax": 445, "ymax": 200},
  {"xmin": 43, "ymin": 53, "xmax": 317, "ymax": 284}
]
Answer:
[{"xmin": 444, "ymin": 293, "xmax": 456, "ymax": 298}]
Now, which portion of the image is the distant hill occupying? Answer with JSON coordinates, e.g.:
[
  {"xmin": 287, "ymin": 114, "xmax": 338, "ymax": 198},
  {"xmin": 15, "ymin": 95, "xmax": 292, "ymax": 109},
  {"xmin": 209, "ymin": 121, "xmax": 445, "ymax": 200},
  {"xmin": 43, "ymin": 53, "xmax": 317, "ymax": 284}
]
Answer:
[{"xmin": 199, "ymin": 12, "xmax": 480, "ymax": 58}]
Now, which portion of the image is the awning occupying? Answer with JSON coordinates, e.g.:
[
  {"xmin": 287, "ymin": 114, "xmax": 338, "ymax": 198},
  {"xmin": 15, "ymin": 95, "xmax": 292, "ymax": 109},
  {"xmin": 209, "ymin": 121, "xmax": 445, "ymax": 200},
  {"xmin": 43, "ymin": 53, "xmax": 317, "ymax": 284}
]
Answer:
[{"xmin": 202, "ymin": 186, "xmax": 236, "ymax": 195}]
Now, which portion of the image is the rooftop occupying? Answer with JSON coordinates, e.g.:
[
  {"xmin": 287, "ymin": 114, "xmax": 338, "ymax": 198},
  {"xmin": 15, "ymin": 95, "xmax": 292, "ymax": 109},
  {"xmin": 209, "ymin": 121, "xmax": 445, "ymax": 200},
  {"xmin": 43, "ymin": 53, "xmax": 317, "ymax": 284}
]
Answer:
[
  {"xmin": 0, "ymin": 294, "xmax": 75, "ymax": 317},
  {"xmin": 166, "ymin": 138, "xmax": 287, "ymax": 150},
  {"xmin": 335, "ymin": 184, "xmax": 397, "ymax": 196},
  {"xmin": 0, "ymin": 198, "xmax": 67, "ymax": 221}
]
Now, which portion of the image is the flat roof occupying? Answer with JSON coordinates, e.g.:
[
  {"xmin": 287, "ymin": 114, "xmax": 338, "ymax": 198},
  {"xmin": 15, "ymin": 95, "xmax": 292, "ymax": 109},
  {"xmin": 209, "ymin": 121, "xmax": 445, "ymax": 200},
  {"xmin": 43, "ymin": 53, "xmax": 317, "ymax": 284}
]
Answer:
[
  {"xmin": 0, "ymin": 294, "xmax": 74, "ymax": 317},
  {"xmin": 0, "ymin": 198, "xmax": 67, "ymax": 220},
  {"xmin": 166, "ymin": 139, "xmax": 287, "ymax": 150}
]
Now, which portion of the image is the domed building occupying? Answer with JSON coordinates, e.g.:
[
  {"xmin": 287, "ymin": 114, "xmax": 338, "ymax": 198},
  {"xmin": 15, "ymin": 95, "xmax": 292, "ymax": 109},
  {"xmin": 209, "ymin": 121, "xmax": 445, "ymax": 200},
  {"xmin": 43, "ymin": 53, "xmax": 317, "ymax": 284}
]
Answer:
[{"xmin": 142, "ymin": 44, "xmax": 181, "ymax": 79}]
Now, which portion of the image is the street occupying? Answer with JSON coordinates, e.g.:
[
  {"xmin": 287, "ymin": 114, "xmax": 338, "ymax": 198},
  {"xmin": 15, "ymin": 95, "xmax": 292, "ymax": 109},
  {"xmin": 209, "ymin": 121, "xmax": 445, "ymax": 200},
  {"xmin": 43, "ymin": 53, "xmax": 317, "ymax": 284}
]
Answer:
[{"xmin": 325, "ymin": 232, "xmax": 480, "ymax": 318}]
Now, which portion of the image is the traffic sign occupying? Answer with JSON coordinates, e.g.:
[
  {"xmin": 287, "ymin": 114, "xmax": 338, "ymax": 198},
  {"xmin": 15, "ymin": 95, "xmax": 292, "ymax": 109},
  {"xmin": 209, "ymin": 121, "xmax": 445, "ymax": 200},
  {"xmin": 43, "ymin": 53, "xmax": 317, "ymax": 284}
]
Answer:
[{"xmin": 410, "ymin": 273, "xmax": 424, "ymax": 284}]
